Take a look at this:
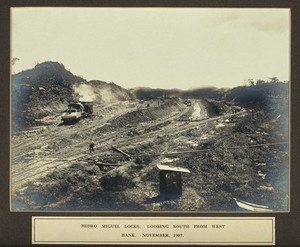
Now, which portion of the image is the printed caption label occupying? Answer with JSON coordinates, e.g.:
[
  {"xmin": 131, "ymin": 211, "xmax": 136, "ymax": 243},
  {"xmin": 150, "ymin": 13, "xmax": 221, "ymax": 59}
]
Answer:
[{"xmin": 32, "ymin": 217, "xmax": 275, "ymax": 245}]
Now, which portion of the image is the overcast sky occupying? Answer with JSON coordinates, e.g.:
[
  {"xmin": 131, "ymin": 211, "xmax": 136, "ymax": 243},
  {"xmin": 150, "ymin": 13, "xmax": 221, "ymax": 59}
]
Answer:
[{"xmin": 11, "ymin": 8, "xmax": 290, "ymax": 90}]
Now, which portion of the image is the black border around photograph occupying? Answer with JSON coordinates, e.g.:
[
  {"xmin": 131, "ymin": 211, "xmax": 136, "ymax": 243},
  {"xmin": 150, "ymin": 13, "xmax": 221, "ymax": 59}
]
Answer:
[{"xmin": 1, "ymin": 0, "xmax": 300, "ymax": 246}]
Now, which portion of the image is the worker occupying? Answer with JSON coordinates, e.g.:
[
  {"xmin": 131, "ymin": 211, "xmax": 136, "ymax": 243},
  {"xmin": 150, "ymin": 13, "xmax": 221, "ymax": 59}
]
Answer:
[{"xmin": 89, "ymin": 139, "xmax": 95, "ymax": 153}]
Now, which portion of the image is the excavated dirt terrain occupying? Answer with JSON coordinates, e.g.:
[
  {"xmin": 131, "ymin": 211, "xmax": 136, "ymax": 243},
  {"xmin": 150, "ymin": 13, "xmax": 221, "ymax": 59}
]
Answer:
[{"xmin": 11, "ymin": 97, "xmax": 289, "ymax": 212}]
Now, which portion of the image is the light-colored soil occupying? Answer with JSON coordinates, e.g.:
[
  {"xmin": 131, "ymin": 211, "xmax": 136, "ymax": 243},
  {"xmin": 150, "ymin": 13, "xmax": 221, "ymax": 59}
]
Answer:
[{"xmin": 11, "ymin": 98, "xmax": 289, "ymax": 212}]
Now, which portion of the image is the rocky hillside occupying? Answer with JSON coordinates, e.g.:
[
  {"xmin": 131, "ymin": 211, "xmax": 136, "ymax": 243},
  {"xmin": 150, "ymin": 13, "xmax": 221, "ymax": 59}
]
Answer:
[
  {"xmin": 12, "ymin": 62, "xmax": 82, "ymax": 131},
  {"xmin": 12, "ymin": 62, "xmax": 133, "ymax": 132}
]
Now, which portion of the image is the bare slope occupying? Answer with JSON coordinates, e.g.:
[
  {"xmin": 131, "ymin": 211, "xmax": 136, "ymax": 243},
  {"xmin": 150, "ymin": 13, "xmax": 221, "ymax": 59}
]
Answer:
[
  {"xmin": 11, "ymin": 64, "xmax": 289, "ymax": 211},
  {"xmin": 11, "ymin": 96, "xmax": 288, "ymax": 211},
  {"xmin": 12, "ymin": 62, "xmax": 133, "ymax": 131}
]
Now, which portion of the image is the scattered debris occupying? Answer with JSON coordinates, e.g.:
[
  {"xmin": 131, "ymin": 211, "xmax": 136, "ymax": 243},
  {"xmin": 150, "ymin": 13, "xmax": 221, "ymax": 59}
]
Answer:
[
  {"xmin": 11, "ymin": 94, "xmax": 288, "ymax": 211},
  {"xmin": 258, "ymin": 185, "xmax": 275, "ymax": 192},
  {"xmin": 233, "ymin": 198, "xmax": 272, "ymax": 212},
  {"xmin": 111, "ymin": 146, "xmax": 132, "ymax": 159},
  {"xmin": 95, "ymin": 162, "xmax": 124, "ymax": 171},
  {"xmin": 161, "ymin": 158, "xmax": 180, "ymax": 164},
  {"xmin": 256, "ymin": 162, "xmax": 267, "ymax": 167},
  {"xmin": 216, "ymin": 123, "xmax": 225, "ymax": 128},
  {"xmin": 257, "ymin": 170, "xmax": 267, "ymax": 179}
]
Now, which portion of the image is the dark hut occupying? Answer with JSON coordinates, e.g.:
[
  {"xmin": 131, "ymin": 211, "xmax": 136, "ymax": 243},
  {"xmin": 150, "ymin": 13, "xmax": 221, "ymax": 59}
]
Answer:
[{"xmin": 157, "ymin": 164, "xmax": 190, "ymax": 198}]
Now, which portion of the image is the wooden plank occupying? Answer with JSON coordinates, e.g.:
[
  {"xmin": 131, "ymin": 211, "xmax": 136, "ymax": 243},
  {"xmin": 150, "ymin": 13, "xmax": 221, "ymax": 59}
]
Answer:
[
  {"xmin": 111, "ymin": 146, "xmax": 132, "ymax": 158},
  {"xmin": 95, "ymin": 162, "xmax": 123, "ymax": 166},
  {"xmin": 157, "ymin": 164, "xmax": 190, "ymax": 173},
  {"xmin": 233, "ymin": 198, "xmax": 272, "ymax": 212}
]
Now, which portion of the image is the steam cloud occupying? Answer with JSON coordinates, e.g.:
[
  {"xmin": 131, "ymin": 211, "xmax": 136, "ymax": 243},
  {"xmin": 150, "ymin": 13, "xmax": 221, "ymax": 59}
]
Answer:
[
  {"xmin": 73, "ymin": 84, "xmax": 96, "ymax": 102},
  {"xmin": 73, "ymin": 83, "xmax": 122, "ymax": 103}
]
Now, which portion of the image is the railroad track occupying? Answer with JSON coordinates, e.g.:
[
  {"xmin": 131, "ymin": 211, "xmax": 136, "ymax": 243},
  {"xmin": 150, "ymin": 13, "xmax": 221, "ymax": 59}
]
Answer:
[
  {"xmin": 11, "ymin": 100, "xmax": 247, "ymax": 190},
  {"xmin": 11, "ymin": 103, "xmax": 141, "ymax": 161},
  {"xmin": 11, "ymin": 102, "xmax": 189, "ymax": 187},
  {"xmin": 12, "ymin": 100, "xmax": 189, "ymax": 164}
]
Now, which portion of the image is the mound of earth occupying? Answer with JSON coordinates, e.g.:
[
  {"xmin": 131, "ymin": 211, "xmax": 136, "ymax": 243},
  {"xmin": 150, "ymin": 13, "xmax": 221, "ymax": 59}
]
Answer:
[
  {"xmin": 12, "ymin": 62, "xmax": 81, "ymax": 131},
  {"xmin": 12, "ymin": 62, "xmax": 133, "ymax": 132}
]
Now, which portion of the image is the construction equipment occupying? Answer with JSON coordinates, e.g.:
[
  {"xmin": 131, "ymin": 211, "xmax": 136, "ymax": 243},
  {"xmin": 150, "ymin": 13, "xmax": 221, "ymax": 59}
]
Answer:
[
  {"xmin": 184, "ymin": 100, "xmax": 192, "ymax": 106},
  {"xmin": 61, "ymin": 101, "xmax": 93, "ymax": 123}
]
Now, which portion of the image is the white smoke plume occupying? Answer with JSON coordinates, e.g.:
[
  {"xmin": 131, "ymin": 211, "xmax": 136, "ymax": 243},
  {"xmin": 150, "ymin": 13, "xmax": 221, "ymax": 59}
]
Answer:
[
  {"xmin": 73, "ymin": 84, "xmax": 96, "ymax": 101},
  {"xmin": 73, "ymin": 82, "xmax": 129, "ymax": 103},
  {"xmin": 99, "ymin": 87, "xmax": 118, "ymax": 103}
]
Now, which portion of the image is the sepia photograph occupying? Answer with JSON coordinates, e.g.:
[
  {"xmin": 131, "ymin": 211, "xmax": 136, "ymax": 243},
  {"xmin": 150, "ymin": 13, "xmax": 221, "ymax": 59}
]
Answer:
[{"xmin": 10, "ymin": 7, "xmax": 290, "ymax": 212}]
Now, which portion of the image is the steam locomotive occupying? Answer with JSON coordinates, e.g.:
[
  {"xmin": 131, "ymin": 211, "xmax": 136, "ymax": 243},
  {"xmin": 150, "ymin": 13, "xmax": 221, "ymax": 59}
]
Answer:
[{"xmin": 61, "ymin": 101, "xmax": 93, "ymax": 123}]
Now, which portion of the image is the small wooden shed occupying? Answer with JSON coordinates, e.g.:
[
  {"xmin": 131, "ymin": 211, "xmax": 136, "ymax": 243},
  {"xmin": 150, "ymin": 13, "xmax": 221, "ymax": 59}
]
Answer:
[{"xmin": 157, "ymin": 164, "xmax": 190, "ymax": 198}]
